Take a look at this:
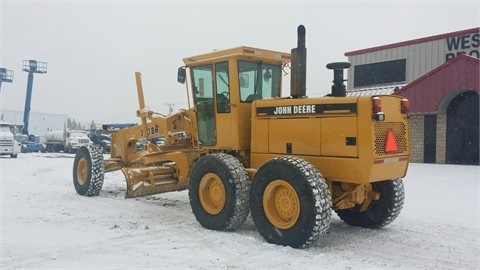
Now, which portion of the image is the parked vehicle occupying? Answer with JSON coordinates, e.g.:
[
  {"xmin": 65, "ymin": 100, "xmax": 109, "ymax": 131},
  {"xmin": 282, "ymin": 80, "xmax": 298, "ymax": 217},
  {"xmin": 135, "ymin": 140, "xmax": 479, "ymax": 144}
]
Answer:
[
  {"xmin": 19, "ymin": 60, "xmax": 48, "ymax": 153},
  {"xmin": 15, "ymin": 133, "xmax": 45, "ymax": 153},
  {"xmin": 88, "ymin": 129, "xmax": 111, "ymax": 153},
  {"xmin": 45, "ymin": 129, "xmax": 92, "ymax": 153},
  {"xmin": 0, "ymin": 121, "xmax": 21, "ymax": 158}
]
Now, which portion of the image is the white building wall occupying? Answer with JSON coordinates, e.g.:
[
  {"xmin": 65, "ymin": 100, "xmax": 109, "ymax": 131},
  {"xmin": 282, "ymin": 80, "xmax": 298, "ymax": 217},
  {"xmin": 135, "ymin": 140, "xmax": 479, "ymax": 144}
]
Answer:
[
  {"xmin": 0, "ymin": 110, "xmax": 67, "ymax": 136},
  {"xmin": 346, "ymin": 29, "xmax": 479, "ymax": 89}
]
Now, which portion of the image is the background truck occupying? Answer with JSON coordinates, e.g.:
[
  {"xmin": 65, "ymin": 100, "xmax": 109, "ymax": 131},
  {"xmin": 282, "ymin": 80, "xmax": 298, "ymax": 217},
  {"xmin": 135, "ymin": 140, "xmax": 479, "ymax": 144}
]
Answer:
[
  {"xmin": 87, "ymin": 124, "xmax": 137, "ymax": 154},
  {"xmin": 0, "ymin": 121, "xmax": 22, "ymax": 158},
  {"xmin": 73, "ymin": 25, "xmax": 410, "ymax": 248},
  {"xmin": 45, "ymin": 129, "xmax": 91, "ymax": 153},
  {"xmin": 88, "ymin": 129, "xmax": 111, "ymax": 153}
]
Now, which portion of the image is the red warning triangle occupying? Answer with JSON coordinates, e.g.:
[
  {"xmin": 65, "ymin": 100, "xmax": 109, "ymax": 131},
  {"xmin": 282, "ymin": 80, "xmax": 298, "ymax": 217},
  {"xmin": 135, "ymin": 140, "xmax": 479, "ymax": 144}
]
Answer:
[{"xmin": 385, "ymin": 128, "xmax": 398, "ymax": 154}]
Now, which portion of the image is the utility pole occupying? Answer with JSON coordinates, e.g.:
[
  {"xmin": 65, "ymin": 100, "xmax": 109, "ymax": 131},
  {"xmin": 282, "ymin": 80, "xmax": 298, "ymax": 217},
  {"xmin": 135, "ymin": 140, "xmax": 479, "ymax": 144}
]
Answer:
[{"xmin": 165, "ymin": 103, "xmax": 175, "ymax": 115}]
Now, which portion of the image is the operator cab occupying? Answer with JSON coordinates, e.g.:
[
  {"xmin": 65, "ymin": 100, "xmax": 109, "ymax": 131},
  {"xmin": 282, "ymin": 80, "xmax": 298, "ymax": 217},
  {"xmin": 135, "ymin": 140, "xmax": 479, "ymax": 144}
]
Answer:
[{"xmin": 178, "ymin": 47, "xmax": 290, "ymax": 151}]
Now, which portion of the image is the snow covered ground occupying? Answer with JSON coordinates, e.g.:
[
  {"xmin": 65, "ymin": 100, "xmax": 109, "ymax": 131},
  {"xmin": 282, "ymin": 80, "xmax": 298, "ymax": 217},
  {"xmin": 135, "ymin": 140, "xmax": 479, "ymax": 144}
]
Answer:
[{"xmin": 1, "ymin": 153, "xmax": 479, "ymax": 269}]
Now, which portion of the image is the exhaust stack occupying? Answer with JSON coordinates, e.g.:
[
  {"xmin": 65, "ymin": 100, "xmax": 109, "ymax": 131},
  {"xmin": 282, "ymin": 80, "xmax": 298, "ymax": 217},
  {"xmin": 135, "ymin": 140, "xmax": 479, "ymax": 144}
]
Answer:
[
  {"xmin": 290, "ymin": 25, "xmax": 307, "ymax": 98},
  {"xmin": 326, "ymin": 62, "xmax": 351, "ymax": 97}
]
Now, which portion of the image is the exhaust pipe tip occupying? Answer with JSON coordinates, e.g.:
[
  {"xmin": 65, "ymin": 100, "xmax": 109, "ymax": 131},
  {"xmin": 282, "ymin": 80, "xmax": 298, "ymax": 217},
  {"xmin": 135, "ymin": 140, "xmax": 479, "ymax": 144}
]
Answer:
[{"xmin": 297, "ymin": 25, "xmax": 306, "ymax": 48}]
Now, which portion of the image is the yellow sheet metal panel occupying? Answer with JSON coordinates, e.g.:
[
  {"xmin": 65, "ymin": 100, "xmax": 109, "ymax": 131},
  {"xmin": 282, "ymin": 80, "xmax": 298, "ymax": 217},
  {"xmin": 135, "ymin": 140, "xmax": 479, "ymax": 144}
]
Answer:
[
  {"xmin": 267, "ymin": 118, "xmax": 321, "ymax": 156},
  {"xmin": 251, "ymin": 119, "xmax": 269, "ymax": 153},
  {"xmin": 250, "ymin": 95, "xmax": 410, "ymax": 183},
  {"xmin": 214, "ymin": 113, "xmax": 233, "ymax": 149},
  {"xmin": 250, "ymin": 153, "xmax": 408, "ymax": 184},
  {"xmin": 320, "ymin": 117, "xmax": 358, "ymax": 157}
]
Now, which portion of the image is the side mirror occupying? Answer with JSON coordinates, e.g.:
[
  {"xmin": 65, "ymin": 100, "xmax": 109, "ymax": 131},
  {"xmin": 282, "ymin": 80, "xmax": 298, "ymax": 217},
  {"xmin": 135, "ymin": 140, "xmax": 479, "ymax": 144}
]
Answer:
[{"xmin": 177, "ymin": 67, "xmax": 186, "ymax": 84}]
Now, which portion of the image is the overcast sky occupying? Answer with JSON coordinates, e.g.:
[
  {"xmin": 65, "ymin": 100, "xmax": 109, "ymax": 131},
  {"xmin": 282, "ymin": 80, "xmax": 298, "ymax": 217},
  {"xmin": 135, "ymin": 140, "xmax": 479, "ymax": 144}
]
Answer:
[{"xmin": 1, "ymin": 0, "xmax": 479, "ymax": 125}]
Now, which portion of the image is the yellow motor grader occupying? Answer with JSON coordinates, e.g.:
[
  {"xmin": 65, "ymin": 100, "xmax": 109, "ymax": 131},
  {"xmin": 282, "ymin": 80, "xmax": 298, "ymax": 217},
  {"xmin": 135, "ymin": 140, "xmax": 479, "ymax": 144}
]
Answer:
[{"xmin": 73, "ymin": 25, "xmax": 410, "ymax": 248}]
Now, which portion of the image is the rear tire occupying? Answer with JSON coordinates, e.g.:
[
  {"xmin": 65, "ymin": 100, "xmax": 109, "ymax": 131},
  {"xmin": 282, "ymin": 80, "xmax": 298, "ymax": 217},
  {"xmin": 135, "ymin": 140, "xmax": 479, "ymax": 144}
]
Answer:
[
  {"xmin": 335, "ymin": 179, "xmax": 405, "ymax": 228},
  {"xmin": 250, "ymin": 156, "xmax": 332, "ymax": 248},
  {"xmin": 188, "ymin": 153, "xmax": 250, "ymax": 231},
  {"xmin": 73, "ymin": 145, "xmax": 104, "ymax": 196}
]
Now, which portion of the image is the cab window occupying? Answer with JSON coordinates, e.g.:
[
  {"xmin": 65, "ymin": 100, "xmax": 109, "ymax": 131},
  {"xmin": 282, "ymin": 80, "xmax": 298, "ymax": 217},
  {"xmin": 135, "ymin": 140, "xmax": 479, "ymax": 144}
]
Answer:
[
  {"xmin": 215, "ymin": 62, "xmax": 230, "ymax": 113},
  {"xmin": 237, "ymin": 61, "xmax": 281, "ymax": 102}
]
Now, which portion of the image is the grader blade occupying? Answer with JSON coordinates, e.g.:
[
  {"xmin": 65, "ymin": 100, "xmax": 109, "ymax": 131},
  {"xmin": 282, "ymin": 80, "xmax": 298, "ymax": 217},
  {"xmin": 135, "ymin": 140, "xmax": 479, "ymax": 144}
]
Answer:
[{"xmin": 123, "ymin": 165, "xmax": 188, "ymax": 198}]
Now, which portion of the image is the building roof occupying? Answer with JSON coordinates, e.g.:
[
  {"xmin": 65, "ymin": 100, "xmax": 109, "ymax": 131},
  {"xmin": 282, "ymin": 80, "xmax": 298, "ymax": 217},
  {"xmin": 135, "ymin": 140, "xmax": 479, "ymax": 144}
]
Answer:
[
  {"xmin": 394, "ymin": 54, "xmax": 479, "ymax": 113},
  {"xmin": 346, "ymin": 83, "xmax": 406, "ymax": 97},
  {"xmin": 345, "ymin": 27, "xmax": 479, "ymax": 57}
]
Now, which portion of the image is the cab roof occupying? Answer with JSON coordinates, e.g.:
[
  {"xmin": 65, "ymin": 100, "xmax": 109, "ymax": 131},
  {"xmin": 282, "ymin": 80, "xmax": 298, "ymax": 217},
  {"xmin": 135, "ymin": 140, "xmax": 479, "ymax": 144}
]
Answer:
[{"xmin": 182, "ymin": 46, "xmax": 291, "ymax": 66}]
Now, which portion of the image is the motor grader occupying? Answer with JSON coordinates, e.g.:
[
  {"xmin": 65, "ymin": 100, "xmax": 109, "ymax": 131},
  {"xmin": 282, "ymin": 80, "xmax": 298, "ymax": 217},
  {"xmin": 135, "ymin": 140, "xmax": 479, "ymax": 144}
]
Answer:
[{"xmin": 73, "ymin": 25, "xmax": 410, "ymax": 248}]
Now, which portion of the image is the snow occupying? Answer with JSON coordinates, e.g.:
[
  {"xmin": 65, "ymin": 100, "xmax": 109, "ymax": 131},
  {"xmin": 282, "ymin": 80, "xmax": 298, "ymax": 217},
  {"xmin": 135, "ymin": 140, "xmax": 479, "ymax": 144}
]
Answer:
[{"xmin": 1, "ymin": 153, "xmax": 479, "ymax": 269}]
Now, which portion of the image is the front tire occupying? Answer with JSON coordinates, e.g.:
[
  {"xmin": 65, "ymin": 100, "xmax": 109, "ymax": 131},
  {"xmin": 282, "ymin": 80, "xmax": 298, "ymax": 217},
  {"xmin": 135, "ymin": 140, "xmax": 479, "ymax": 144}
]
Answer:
[
  {"xmin": 188, "ymin": 153, "xmax": 250, "ymax": 231},
  {"xmin": 73, "ymin": 145, "xmax": 104, "ymax": 196},
  {"xmin": 335, "ymin": 179, "xmax": 405, "ymax": 229},
  {"xmin": 250, "ymin": 156, "xmax": 332, "ymax": 248}
]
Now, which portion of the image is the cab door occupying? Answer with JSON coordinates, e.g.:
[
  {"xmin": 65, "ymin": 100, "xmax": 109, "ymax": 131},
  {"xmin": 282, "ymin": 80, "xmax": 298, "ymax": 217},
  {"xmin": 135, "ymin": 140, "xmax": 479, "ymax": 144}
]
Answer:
[
  {"xmin": 190, "ymin": 61, "xmax": 234, "ymax": 148},
  {"xmin": 213, "ymin": 61, "xmax": 233, "ymax": 149},
  {"xmin": 191, "ymin": 64, "xmax": 216, "ymax": 145}
]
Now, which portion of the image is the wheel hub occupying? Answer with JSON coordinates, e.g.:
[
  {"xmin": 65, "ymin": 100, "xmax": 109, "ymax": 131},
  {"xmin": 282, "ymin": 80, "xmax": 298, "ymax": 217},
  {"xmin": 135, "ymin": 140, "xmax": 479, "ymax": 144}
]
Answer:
[
  {"xmin": 263, "ymin": 179, "xmax": 300, "ymax": 229},
  {"xmin": 76, "ymin": 157, "xmax": 88, "ymax": 185},
  {"xmin": 199, "ymin": 173, "xmax": 225, "ymax": 215}
]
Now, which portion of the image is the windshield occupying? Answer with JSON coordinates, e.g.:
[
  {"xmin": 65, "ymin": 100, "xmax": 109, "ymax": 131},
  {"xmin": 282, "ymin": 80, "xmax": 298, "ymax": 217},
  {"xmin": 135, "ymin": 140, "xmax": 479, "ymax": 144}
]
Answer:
[{"xmin": 237, "ymin": 61, "xmax": 281, "ymax": 102}]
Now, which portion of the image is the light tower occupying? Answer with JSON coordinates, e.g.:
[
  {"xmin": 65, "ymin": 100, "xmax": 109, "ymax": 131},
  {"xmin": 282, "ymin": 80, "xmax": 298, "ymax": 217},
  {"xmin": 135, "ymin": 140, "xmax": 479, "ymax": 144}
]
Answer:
[
  {"xmin": 22, "ymin": 60, "xmax": 47, "ymax": 135},
  {"xmin": 0, "ymin": 67, "xmax": 14, "ymax": 93}
]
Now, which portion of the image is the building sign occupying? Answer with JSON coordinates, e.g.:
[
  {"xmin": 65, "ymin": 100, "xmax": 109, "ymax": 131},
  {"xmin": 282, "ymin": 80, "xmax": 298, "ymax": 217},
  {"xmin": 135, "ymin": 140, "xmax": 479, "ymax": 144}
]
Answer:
[{"xmin": 445, "ymin": 32, "xmax": 479, "ymax": 61}]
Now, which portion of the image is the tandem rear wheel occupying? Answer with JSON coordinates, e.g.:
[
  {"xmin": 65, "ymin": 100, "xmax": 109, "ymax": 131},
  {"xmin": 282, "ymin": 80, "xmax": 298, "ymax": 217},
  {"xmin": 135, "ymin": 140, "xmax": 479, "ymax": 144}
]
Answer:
[
  {"xmin": 189, "ymin": 154, "xmax": 333, "ymax": 249},
  {"xmin": 250, "ymin": 156, "xmax": 332, "ymax": 248},
  {"xmin": 335, "ymin": 179, "xmax": 405, "ymax": 229}
]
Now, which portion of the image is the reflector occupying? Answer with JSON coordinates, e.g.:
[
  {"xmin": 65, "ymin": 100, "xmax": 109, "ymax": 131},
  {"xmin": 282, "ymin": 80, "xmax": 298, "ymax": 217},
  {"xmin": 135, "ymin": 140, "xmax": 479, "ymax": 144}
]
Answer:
[{"xmin": 385, "ymin": 128, "xmax": 398, "ymax": 154}]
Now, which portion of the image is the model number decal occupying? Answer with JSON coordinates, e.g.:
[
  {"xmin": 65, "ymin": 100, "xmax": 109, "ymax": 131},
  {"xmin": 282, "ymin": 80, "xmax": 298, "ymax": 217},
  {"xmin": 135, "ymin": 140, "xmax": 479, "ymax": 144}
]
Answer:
[{"xmin": 140, "ymin": 125, "xmax": 159, "ymax": 136}]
